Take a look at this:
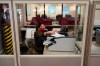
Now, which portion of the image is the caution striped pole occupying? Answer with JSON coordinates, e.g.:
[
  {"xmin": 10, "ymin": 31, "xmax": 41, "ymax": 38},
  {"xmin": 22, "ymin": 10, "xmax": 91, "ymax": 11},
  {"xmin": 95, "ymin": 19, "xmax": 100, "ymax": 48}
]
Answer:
[{"xmin": 3, "ymin": 25, "xmax": 13, "ymax": 54}]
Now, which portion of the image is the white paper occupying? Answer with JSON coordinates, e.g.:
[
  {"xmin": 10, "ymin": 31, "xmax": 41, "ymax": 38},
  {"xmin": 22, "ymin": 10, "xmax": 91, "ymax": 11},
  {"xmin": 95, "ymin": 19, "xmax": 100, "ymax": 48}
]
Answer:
[{"xmin": 51, "ymin": 33, "xmax": 65, "ymax": 37}]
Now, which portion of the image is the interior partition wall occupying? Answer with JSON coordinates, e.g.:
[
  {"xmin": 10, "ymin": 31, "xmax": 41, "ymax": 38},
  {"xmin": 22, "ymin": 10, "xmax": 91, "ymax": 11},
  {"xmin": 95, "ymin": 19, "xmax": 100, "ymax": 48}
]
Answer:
[
  {"xmin": 88, "ymin": 1, "xmax": 100, "ymax": 66},
  {"xmin": 13, "ymin": 0, "xmax": 89, "ymax": 66}
]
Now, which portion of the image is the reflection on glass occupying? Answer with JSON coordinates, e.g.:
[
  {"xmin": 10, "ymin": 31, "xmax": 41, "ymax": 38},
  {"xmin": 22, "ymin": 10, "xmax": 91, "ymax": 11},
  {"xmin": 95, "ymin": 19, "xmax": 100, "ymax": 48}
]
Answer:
[
  {"xmin": 91, "ymin": 4, "xmax": 100, "ymax": 55},
  {"xmin": 74, "ymin": 5, "xmax": 86, "ymax": 55},
  {"xmin": 0, "ymin": 4, "xmax": 13, "ymax": 55},
  {"xmin": 16, "ymin": 3, "xmax": 86, "ymax": 55},
  {"xmin": 26, "ymin": 4, "xmax": 44, "ymax": 21},
  {"xmin": 76, "ymin": 5, "xmax": 85, "ymax": 41},
  {"xmin": 63, "ymin": 6, "xmax": 70, "ymax": 14},
  {"xmin": 48, "ymin": 6, "xmax": 56, "ymax": 14}
]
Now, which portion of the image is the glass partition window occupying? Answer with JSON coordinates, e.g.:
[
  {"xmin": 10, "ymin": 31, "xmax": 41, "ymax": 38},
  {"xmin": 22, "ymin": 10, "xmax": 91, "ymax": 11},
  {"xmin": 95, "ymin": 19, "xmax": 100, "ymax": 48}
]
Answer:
[
  {"xmin": 26, "ymin": 4, "xmax": 44, "ymax": 21},
  {"xmin": 91, "ymin": 4, "xmax": 100, "ymax": 55},
  {"xmin": 24, "ymin": 4, "xmax": 81, "ymax": 26},
  {"xmin": 0, "ymin": 4, "xmax": 13, "ymax": 55},
  {"xmin": 45, "ymin": 4, "xmax": 62, "ymax": 25},
  {"xmin": 76, "ymin": 5, "xmax": 85, "ymax": 41},
  {"xmin": 14, "ymin": 3, "xmax": 88, "ymax": 55}
]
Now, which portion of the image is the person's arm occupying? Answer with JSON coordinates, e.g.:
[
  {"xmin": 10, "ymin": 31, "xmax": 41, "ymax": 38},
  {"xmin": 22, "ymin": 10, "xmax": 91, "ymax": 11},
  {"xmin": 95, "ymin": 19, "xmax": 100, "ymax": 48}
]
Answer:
[{"xmin": 44, "ymin": 30, "xmax": 57, "ymax": 35}]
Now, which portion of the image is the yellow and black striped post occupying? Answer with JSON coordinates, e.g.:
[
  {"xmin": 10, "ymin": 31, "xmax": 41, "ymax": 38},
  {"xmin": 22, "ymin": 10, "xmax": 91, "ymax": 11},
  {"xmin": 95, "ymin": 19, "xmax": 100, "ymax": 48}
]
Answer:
[{"xmin": 3, "ymin": 25, "xmax": 13, "ymax": 54}]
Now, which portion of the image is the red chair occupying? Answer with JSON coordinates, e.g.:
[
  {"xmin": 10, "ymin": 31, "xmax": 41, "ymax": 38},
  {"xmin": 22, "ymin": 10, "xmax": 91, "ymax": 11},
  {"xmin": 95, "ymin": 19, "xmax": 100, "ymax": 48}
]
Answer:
[
  {"xmin": 31, "ymin": 17, "xmax": 52, "ymax": 25},
  {"xmin": 30, "ymin": 17, "xmax": 38, "ymax": 25},
  {"xmin": 59, "ymin": 18, "xmax": 68, "ymax": 25},
  {"xmin": 42, "ymin": 19, "xmax": 52, "ymax": 25},
  {"xmin": 59, "ymin": 18, "xmax": 79, "ymax": 25}
]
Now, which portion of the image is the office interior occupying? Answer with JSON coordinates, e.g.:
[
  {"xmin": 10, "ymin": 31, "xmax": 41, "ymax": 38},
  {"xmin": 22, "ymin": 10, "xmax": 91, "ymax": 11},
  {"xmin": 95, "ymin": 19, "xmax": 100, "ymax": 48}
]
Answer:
[
  {"xmin": 15, "ymin": 3, "xmax": 84, "ymax": 55},
  {"xmin": 0, "ymin": 0, "xmax": 100, "ymax": 66}
]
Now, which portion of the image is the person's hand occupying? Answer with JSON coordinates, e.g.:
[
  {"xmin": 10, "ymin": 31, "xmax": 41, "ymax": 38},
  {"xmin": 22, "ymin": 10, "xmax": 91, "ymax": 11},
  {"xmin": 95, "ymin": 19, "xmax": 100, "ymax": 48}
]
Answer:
[
  {"xmin": 53, "ymin": 30, "xmax": 57, "ymax": 33},
  {"xmin": 44, "ymin": 30, "xmax": 58, "ymax": 35},
  {"xmin": 48, "ymin": 31, "xmax": 55, "ymax": 35}
]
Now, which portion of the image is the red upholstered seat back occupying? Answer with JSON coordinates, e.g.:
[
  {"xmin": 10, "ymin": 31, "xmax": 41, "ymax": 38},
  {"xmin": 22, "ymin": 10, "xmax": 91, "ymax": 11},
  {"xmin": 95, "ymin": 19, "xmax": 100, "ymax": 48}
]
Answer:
[
  {"xmin": 59, "ymin": 18, "xmax": 79, "ymax": 25},
  {"xmin": 31, "ymin": 17, "xmax": 52, "ymax": 25},
  {"xmin": 59, "ymin": 18, "xmax": 68, "ymax": 25}
]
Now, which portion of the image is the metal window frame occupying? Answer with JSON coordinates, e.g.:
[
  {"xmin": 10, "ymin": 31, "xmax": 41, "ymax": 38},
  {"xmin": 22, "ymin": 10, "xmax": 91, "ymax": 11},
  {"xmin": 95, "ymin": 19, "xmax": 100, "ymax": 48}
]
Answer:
[
  {"xmin": 12, "ymin": 0, "xmax": 89, "ymax": 66},
  {"xmin": 0, "ymin": 1, "xmax": 18, "ymax": 66}
]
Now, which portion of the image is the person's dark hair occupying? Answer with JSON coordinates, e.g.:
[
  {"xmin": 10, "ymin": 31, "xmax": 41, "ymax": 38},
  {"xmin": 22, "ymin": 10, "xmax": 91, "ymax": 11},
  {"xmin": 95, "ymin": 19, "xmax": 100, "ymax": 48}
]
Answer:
[
  {"xmin": 3, "ymin": 4, "xmax": 9, "ymax": 8},
  {"xmin": 36, "ymin": 24, "xmax": 41, "ymax": 31}
]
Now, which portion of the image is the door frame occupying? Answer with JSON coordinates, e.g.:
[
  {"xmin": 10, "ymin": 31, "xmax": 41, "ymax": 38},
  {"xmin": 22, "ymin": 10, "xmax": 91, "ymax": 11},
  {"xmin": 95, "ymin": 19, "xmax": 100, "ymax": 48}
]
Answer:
[{"xmin": 0, "ymin": 1, "xmax": 18, "ymax": 66}]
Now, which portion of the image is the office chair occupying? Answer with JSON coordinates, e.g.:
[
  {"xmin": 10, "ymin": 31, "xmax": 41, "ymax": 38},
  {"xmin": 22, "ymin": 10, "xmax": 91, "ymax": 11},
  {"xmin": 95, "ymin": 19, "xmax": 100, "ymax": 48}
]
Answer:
[{"xmin": 25, "ymin": 39, "xmax": 38, "ymax": 54}]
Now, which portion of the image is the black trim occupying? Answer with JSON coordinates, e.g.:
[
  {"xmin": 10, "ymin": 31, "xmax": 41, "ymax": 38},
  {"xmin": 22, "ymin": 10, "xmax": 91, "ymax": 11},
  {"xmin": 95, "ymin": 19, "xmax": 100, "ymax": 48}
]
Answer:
[
  {"xmin": 75, "ymin": 44, "xmax": 81, "ymax": 52},
  {"xmin": 25, "ymin": 4, "xmax": 28, "ymax": 21},
  {"xmin": 44, "ymin": 4, "xmax": 45, "ymax": 19},
  {"xmin": 24, "ymin": 25, "xmax": 62, "ymax": 28},
  {"xmin": 62, "ymin": 4, "xmax": 63, "ymax": 15}
]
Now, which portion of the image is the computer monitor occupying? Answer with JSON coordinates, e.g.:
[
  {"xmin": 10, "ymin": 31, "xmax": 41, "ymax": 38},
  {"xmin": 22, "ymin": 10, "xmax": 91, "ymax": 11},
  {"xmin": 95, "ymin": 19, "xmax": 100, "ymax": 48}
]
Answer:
[
  {"xmin": 46, "ymin": 26, "xmax": 53, "ymax": 31},
  {"xmin": 96, "ymin": 29, "xmax": 100, "ymax": 44}
]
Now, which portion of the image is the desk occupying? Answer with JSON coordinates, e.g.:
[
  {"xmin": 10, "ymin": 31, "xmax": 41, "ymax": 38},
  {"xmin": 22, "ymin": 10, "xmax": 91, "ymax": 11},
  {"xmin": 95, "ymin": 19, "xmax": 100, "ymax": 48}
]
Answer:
[
  {"xmin": 76, "ymin": 42, "xmax": 100, "ymax": 55},
  {"xmin": 43, "ymin": 46, "xmax": 76, "ymax": 55},
  {"xmin": 47, "ymin": 38, "xmax": 76, "ymax": 51},
  {"xmin": 24, "ymin": 28, "xmax": 76, "ymax": 55},
  {"xmin": 43, "ymin": 37, "xmax": 76, "ymax": 55}
]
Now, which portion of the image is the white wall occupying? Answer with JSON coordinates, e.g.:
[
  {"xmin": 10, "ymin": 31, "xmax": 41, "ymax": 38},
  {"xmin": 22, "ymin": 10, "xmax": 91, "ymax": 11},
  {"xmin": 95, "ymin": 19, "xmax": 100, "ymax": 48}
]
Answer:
[
  {"xmin": 27, "ymin": 4, "xmax": 62, "ymax": 20},
  {"xmin": 70, "ymin": 5, "xmax": 76, "ymax": 17},
  {"xmin": 45, "ymin": 4, "xmax": 62, "ymax": 19},
  {"xmin": 80, "ymin": 6, "xmax": 85, "ymax": 25},
  {"xmin": 94, "ymin": 4, "xmax": 100, "ymax": 25},
  {"xmin": 27, "ymin": 4, "xmax": 77, "ymax": 20},
  {"xmin": 27, "ymin": 4, "xmax": 37, "ymax": 20},
  {"xmin": 95, "ymin": 4, "xmax": 100, "ymax": 20},
  {"xmin": 27, "ymin": 4, "xmax": 44, "ymax": 20},
  {"xmin": 89, "ymin": 56, "xmax": 100, "ymax": 66},
  {"xmin": 0, "ymin": 55, "xmax": 15, "ymax": 66},
  {"xmin": 95, "ymin": 10, "xmax": 100, "ymax": 20},
  {"xmin": 20, "ymin": 49, "xmax": 100, "ymax": 66},
  {"xmin": 20, "ymin": 56, "xmax": 81, "ymax": 66}
]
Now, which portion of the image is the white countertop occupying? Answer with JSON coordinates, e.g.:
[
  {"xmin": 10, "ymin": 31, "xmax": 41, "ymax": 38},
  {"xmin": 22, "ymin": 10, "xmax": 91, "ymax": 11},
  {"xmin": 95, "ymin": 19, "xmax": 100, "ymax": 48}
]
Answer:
[
  {"xmin": 76, "ymin": 41, "xmax": 100, "ymax": 55},
  {"xmin": 43, "ymin": 46, "xmax": 76, "ymax": 55}
]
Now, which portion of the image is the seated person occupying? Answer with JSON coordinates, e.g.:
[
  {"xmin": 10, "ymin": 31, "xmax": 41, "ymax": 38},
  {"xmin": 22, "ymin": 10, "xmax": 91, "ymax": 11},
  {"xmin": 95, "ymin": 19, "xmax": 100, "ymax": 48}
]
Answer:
[
  {"xmin": 34, "ymin": 23, "xmax": 56, "ymax": 54},
  {"xmin": 59, "ymin": 25, "xmax": 68, "ymax": 36}
]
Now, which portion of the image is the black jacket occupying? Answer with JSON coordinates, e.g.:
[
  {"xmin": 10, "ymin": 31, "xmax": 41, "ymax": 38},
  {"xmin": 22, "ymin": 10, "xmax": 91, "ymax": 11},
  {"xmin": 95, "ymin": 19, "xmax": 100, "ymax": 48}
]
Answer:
[
  {"xmin": 34, "ymin": 30, "xmax": 46, "ymax": 54},
  {"xmin": 0, "ymin": 14, "xmax": 4, "ymax": 51}
]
